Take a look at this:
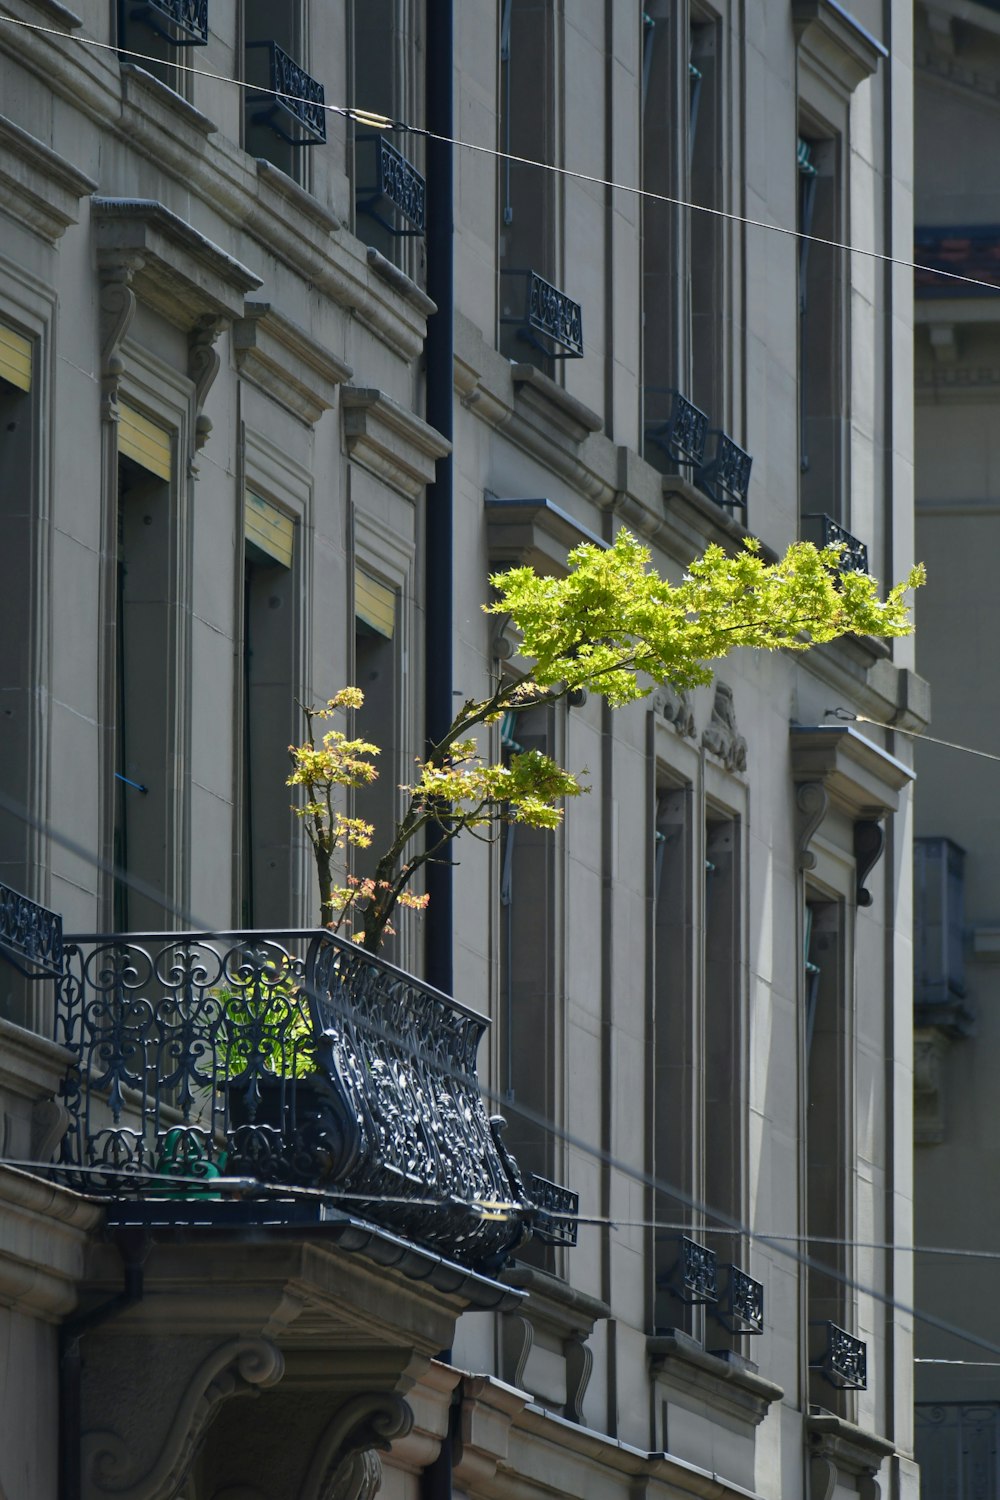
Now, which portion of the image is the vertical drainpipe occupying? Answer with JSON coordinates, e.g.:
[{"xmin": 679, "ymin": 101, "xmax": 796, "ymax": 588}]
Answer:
[{"xmin": 423, "ymin": 0, "xmax": 456, "ymax": 1000}]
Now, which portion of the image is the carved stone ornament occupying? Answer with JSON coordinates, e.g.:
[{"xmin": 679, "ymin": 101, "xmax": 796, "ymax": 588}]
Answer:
[
  {"xmin": 702, "ymin": 682, "xmax": 748, "ymax": 772},
  {"xmin": 854, "ymin": 818, "xmax": 885, "ymax": 908},
  {"xmin": 81, "ymin": 1337, "xmax": 284, "ymax": 1500},
  {"xmin": 300, "ymin": 1392, "xmax": 414, "ymax": 1500},
  {"xmin": 795, "ymin": 782, "xmax": 829, "ymax": 872},
  {"xmin": 99, "ymin": 263, "xmax": 139, "ymax": 423},
  {"xmin": 188, "ymin": 315, "xmax": 223, "ymax": 454},
  {"xmin": 651, "ymin": 683, "xmax": 696, "ymax": 739}
]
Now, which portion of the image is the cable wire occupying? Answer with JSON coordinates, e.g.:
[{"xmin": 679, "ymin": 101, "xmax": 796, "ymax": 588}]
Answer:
[{"xmin": 1, "ymin": 11, "xmax": 1000, "ymax": 298}]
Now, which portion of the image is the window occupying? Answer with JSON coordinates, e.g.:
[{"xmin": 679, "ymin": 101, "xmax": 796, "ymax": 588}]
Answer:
[
  {"xmin": 112, "ymin": 407, "xmax": 176, "ymax": 932},
  {"xmin": 797, "ymin": 130, "xmax": 844, "ymax": 523},
  {"xmin": 116, "ymin": 0, "xmax": 207, "ymax": 97},
  {"xmin": 703, "ymin": 809, "xmax": 742, "ymax": 1316},
  {"xmin": 350, "ymin": 0, "xmax": 427, "ymax": 275},
  {"xmin": 352, "ymin": 568, "xmax": 401, "ymax": 950},
  {"xmin": 689, "ymin": 15, "xmax": 723, "ymax": 423},
  {"xmin": 240, "ymin": 492, "xmax": 296, "ymax": 928},
  {"xmin": 244, "ymin": 0, "xmax": 324, "ymax": 185}
]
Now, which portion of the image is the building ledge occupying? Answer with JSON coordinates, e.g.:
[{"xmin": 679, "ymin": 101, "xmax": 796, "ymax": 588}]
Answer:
[
  {"xmin": 806, "ymin": 1410, "xmax": 895, "ymax": 1480},
  {"xmin": 790, "ymin": 724, "xmax": 914, "ymax": 817},
  {"xmin": 485, "ymin": 495, "xmax": 606, "ymax": 576},
  {"xmin": 342, "ymin": 386, "xmax": 451, "ymax": 499},
  {"xmin": 367, "ymin": 246, "xmax": 437, "ymax": 318},
  {"xmin": 793, "ymin": 0, "xmax": 887, "ymax": 95},
  {"xmin": 648, "ymin": 1330, "xmax": 784, "ymax": 1429},
  {"xmin": 0, "ymin": 112, "xmax": 96, "ymax": 243},
  {"xmin": 234, "ymin": 301, "xmax": 353, "ymax": 425},
  {"xmin": 511, "ymin": 363, "xmax": 603, "ymax": 444}
]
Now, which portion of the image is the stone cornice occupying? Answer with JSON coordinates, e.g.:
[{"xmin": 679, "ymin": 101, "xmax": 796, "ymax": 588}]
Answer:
[
  {"xmin": 648, "ymin": 1331, "xmax": 784, "ymax": 1429},
  {"xmin": 805, "ymin": 1411, "xmax": 895, "ymax": 1479},
  {"xmin": 234, "ymin": 302, "xmax": 353, "ymax": 425},
  {"xmin": 0, "ymin": 1166, "xmax": 100, "ymax": 1319},
  {"xmin": 0, "ymin": 112, "xmax": 96, "ymax": 242},
  {"xmin": 485, "ymin": 495, "xmax": 606, "ymax": 575},
  {"xmin": 793, "ymin": 0, "xmax": 887, "ymax": 96},
  {"xmin": 510, "ymin": 363, "xmax": 603, "ymax": 444},
  {"xmin": 341, "ymin": 387, "xmax": 451, "ymax": 499},
  {"xmin": 789, "ymin": 724, "xmax": 914, "ymax": 817},
  {"xmin": 92, "ymin": 197, "xmax": 263, "ymax": 328}
]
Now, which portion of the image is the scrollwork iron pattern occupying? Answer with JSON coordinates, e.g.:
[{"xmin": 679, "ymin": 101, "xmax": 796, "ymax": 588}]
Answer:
[
  {"xmin": 0, "ymin": 882, "xmax": 64, "ymax": 977},
  {"xmin": 376, "ymin": 139, "xmax": 426, "ymax": 232},
  {"xmin": 142, "ymin": 0, "xmax": 209, "ymax": 44},
  {"xmin": 272, "ymin": 44, "xmax": 327, "ymax": 143},
  {"xmin": 822, "ymin": 515, "xmax": 869, "ymax": 575},
  {"xmin": 723, "ymin": 1265, "xmax": 764, "ymax": 1333},
  {"xmin": 696, "ymin": 431, "xmax": 752, "ymax": 512},
  {"xmin": 525, "ymin": 1173, "xmax": 579, "ymax": 1247},
  {"xmin": 643, "ymin": 389, "xmax": 709, "ymax": 469},
  {"xmin": 915, "ymin": 1402, "xmax": 1000, "ymax": 1500},
  {"xmin": 822, "ymin": 1322, "xmax": 867, "ymax": 1389},
  {"xmin": 54, "ymin": 929, "xmax": 534, "ymax": 1268},
  {"xmin": 679, "ymin": 1236, "xmax": 718, "ymax": 1303},
  {"xmin": 527, "ymin": 272, "xmax": 583, "ymax": 356}
]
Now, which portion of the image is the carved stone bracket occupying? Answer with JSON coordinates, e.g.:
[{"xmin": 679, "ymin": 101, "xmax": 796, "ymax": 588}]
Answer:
[
  {"xmin": 796, "ymin": 782, "xmax": 829, "ymax": 872},
  {"xmin": 82, "ymin": 1337, "xmax": 284, "ymax": 1500},
  {"xmin": 652, "ymin": 683, "xmax": 696, "ymax": 739},
  {"xmin": 99, "ymin": 263, "xmax": 139, "ymax": 423},
  {"xmin": 499, "ymin": 1264, "xmax": 609, "ymax": 1425},
  {"xmin": 805, "ymin": 1412, "xmax": 894, "ymax": 1500},
  {"xmin": 702, "ymin": 682, "xmax": 748, "ymax": 772},
  {"xmin": 854, "ymin": 818, "xmax": 885, "ymax": 908},
  {"xmin": 301, "ymin": 1392, "xmax": 413, "ymax": 1500},
  {"xmin": 188, "ymin": 315, "xmax": 223, "ymax": 455}
]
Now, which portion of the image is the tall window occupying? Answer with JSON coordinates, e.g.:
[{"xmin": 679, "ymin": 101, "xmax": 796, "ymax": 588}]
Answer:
[
  {"xmin": 805, "ymin": 894, "xmax": 852, "ymax": 1412},
  {"xmin": 703, "ymin": 810, "xmax": 742, "ymax": 1290},
  {"xmin": 113, "ymin": 408, "xmax": 175, "ymax": 932},
  {"xmin": 689, "ymin": 15, "xmax": 723, "ymax": 422},
  {"xmin": 243, "ymin": 0, "xmax": 309, "ymax": 183},
  {"xmin": 797, "ymin": 131, "xmax": 844, "ymax": 523},
  {"xmin": 498, "ymin": 0, "xmax": 558, "ymax": 366},
  {"xmin": 352, "ymin": 569, "xmax": 401, "ymax": 949},
  {"xmin": 240, "ymin": 492, "xmax": 296, "ymax": 928}
]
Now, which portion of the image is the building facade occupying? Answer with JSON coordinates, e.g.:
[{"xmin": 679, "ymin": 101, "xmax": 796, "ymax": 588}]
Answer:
[
  {"xmin": 911, "ymin": 1, "xmax": 1000, "ymax": 1493},
  {"xmin": 0, "ymin": 2, "xmax": 921, "ymax": 1499}
]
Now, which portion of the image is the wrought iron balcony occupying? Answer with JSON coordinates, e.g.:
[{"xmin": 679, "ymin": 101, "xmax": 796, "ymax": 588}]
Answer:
[
  {"xmin": 659, "ymin": 1235, "xmax": 719, "ymax": 1304},
  {"xmin": 245, "ymin": 42, "xmax": 327, "ymax": 147},
  {"xmin": 715, "ymin": 1263, "xmax": 764, "ymax": 1334},
  {"xmin": 127, "ymin": 0, "xmax": 208, "ymax": 46},
  {"xmin": 695, "ymin": 430, "xmax": 752, "ymax": 520},
  {"xmin": 801, "ymin": 513, "xmax": 869, "ymax": 574},
  {"xmin": 643, "ymin": 389, "xmax": 709, "ymax": 471},
  {"xmin": 500, "ymin": 270, "xmax": 584, "ymax": 359},
  {"xmin": 356, "ymin": 136, "xmax": 426, "ymax": 236},
  {"xmin": 916, "ymin": 1402, "xmax": 1000, "ymax": 1500},
  {"xmin": 813, "ymin": 1322, "xmax": 867, "ymax": 1389},
  {"xmin": 13, "ymin": 910, "xmax": 580, "ymax": 1272}
]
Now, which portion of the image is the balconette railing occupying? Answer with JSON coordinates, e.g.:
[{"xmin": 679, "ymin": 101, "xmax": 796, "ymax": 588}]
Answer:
[
  {"xmin": 696, "ymin": 431, "xmax": 752, "ymax": 520},
  {"xmin": 500, "ymin": 270, "xmax": 584, "ymax": 359},
  {"xmin": 716, "ymin": 1263, "xmax": 765, "ymax": 1334},
  {"xmin": 813, "ymin": 1321, "xmax": 867, "ymax": 1388},
  {"xmin": 43, "ymin": 922, "xmax": 575, "ymax": 1270},
  {"xmin": 356, "ymin": 136, "xmax": 427, "ymax": 236},
  {"xmin": 644, "ymin": 389, "xmax": 709, "ymax": 470},
  {"xmin": 127, "ymin": 0, "xmax": 209, "ymax": 46},
  {"xmin": 245, "ymin": 42, "xmax": 327, "ymax": 146},
  {"xmin": 801, "ymin": 513, "xmax": 869, "ymax": 574}
]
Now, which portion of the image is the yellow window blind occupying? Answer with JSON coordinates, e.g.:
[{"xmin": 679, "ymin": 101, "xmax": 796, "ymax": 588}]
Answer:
[
  {"xmin": 245, "ymin": 490, "xmax": 294, "ymax": 568},
  {"xmin": 119, "ymin": 403, "xmax": 173, "ymax": 481},
  {"xmin": 355, "ymin": 568, "xmax": 395, "ymax": 638},
  {"xmin": 0, "ymin": 324, "xmax": 31, "ymax": 392}
]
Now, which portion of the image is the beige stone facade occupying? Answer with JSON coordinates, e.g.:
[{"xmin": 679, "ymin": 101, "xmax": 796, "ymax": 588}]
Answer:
[
  {"xmin": 911, "ymin": 0, "xmax": 1000, "ymax": 1491},
  {"xmin": 0, "ymin": 2, "xmax": 919, "ymax": 1498}
]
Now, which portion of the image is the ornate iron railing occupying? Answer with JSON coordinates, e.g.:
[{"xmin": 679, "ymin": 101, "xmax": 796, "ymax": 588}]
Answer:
[
  {"xmin": 52, "ymin": 927, "xmax": 574, "ymax": 1270},
  {"xmin": 356, "ymin": 136, "xmax": 426, "ymax": 235},
  {"xmin": 246, "ymin": 42, "xmax": 327, "ymax": 146},
  {"xmin": 659, "ymin": 1235, "xmax": 719, "ymax": 1304},
  {"xmin": 801, "ymin": 513, "xmax": 869, "ymax": 574},
  {"xmin": 0, "ymin": 883, "xmax": 64, "ymax": 979},
  {"xmin": 643, "ymin": 389, "xmax": 709, "ymax": 470},
  {"xmin": 696, "ymin": 431, "xmax": 752, "ymax": 519},
  {"xmin": 814, "ymin": 1322, "xmax": 867, "ymax": 1388},
  {"xmin": 525, "ymin": 1173, "xmax": 579, "ymax": 1247},
  {"xmin": 916, "ymin": 1402, "xmax": 1000, "ymax": 1500},
  {"xmin": 716, "ymin": 1264, "xmax": 764, "ymax": 1334},
  {"xmin": 128, "ymin": 0, "xmax": 208, "ymax": 45},
  {"xmin": 500, "ymin": 270, "xmax": 584, "ymax": 358}
]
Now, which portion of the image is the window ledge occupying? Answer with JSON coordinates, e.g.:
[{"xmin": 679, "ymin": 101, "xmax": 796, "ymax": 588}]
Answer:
[
  {"xmin": 511, "ymin": 363, "xmax": 603, "ymax": 444},
  {"xmin": 366, "ymin": 247, "xmax": 437, "ymax": 318},
  {"xmin": 648, "ymin": 1330, "xmax": 784, "ymax": 1429},
  {"xmin": 120, "ymin": 62, "xmax": 217, "ymax": 138},
  {"xmin": 234, "ymin": 302, "xmax": 353, "ymax": 425},
  {"xmin": 485, "ymin": 494, "xmax": 606, "ymax": 576},
  {"xmin": 0, "ymin": 114, "xmax": 97, "ymax": 243},
  {"xmin": 662, "ymin": 474, "xmax": 779, "ymax": 562},
  {"xmin": 15, "ymin": 0, "xmax": 81, "ymax": 28},
  {"xmin": 342, "ymin": 386, "xmax": 451, "ymax": 500},
  {"xmin": 789, "ymin": 723, "xmax": 913, "ymax": 817},
  {"xmin": 254, "ymin": 157, "xmax": 344, "ymax": 236},
  {"xmin": 806, "ymin": 1411, "xmax": 895, "ymax": 1483}
]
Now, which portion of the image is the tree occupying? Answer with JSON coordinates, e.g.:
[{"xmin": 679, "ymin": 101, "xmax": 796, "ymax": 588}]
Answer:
[{"xmin": 288, "ymin": 529, "xmax": 923, "ymax": 951}]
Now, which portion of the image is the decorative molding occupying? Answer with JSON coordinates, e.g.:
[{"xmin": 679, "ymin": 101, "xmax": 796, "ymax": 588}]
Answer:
[
  {"xmin": 366, "ymin": 247, "xmax": 437, "ymax": 318},
  {"xmin": 233, "ymin": 302, "xmax": 353, "ymax": 425},
  {"xmin": 188, "ymin": 315, "xmax": 223, "ymax": 454},
  {"xmin": 499, "ymin": 1265, "xmax": 609, "ymax": 1424},
  {"xmin": 510, "ymin": 363, "xmax": 602, "ymax": 445},
  {"xmin": 485, "ymin": 495, "xmax": 606, "ymax": 577},
  {"xmin": 795, "ymin": 782, "xmax": 830, "ymax": 872},
  {"xmin": 500, "ymin": 1313, "xmax": 533, "ymax": 1390},
  {"xmin": 702, "ymin": 682, "xmax": 748, "ymax": 773},
  {"xmin": 341, "ymin": 387, "xmax": 450, "ymax": 500},
  {"xmin": 789, "ymin": 725, "xmax": 913, "ymax": 819},
  {"xmin": 853, "ymin": 818, "xmax": 885, "ymax": 907},
  {"xmin": 98, "ymin": 265, "xmax": 138, "ymax": 422},
  {"xmin": 82, "ymin": 1337, "xmax": 284, "ymax": 1500},
  {"xmin": 92, "ymin": 198, "xmax": 262, "ymax": 331},
  {"xmin": 301, "ymin": 1392, "xmax": 413, "ymax": 1500},
  {"xmin": 805, "ymin": 1412, "xmax": 894, "ymax": 1500},
  {"xmin": 651, "ymin": 683, "xmax": 696, "ymax": 739},
  {"xmin": 648, "ymin": 1329, "xmax": 784, "ymax": 1429},
  {"xmin": 0, "ymin": 114, "xmax": 96, "ymax": 243},
  {"xmin": 793, "ymin": 0, "xmax": 887, "ymax": 97}
]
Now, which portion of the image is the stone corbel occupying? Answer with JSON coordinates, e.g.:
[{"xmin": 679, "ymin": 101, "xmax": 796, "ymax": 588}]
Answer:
[
  {"xmin": 300, "ymin": 1392, "xmax": 414, "ymax": 1500},
  {"xmin": 796, "ymin": 782, "xmax": 829, "ymax": 871},
  {"xmin": 854, "ymin": 819, "xmax": 885, "ymax": 907},
  {"xmin": 99, "ymin": 262, "xmax": 139, "ymax": 423},
  {"xmin": 188, "ymin": 315, "xmax": 223, "ymax": 456},
  {"xmin": 82, "ymin": 1336, "xmax": 284, "ymax": 1500}
]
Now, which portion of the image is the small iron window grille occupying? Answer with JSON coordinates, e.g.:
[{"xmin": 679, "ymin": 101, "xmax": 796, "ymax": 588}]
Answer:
[
  {"xmin": 246, "ymin": 41, "xmax": 327, "ymax": 146},
  {"xmin": 814, "ymin": 1322, "xmax": 867, "ymax": 1389},
  {"xmin": 526, "ymin": 1173, "xmax": 579, "ymax": 1246},
  {"xmin": 500, "ymin": 270, "xmax": 584, "ymax": 359},
  {"xmin": 801, "ymin": 513, "xmax": 868, "ymax": 574},
  {"xmin": 0, "ymin": 882, "xmax": 64, "ymax": 980},
  {"xmin": 715, "ymin": 1263, "xmax": 765, "ymax": 1333},
  {"xmin": 644, "ymin": 389, "xmax": 710, "ymax": 470},
  {"xmin": 661, "ymin": 1235, "xmax": 719, "ymax": 1304},
  {"xmin": 356, "ymin": 135, "xmax": 426, "ymax": 236},
  {"xmin": 127, "ymin": 0, "xmax": 208, "ymax": 45},
  {"xmin": 695, "ymin": 430, "xmax": 752, "ymax": 519}
]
